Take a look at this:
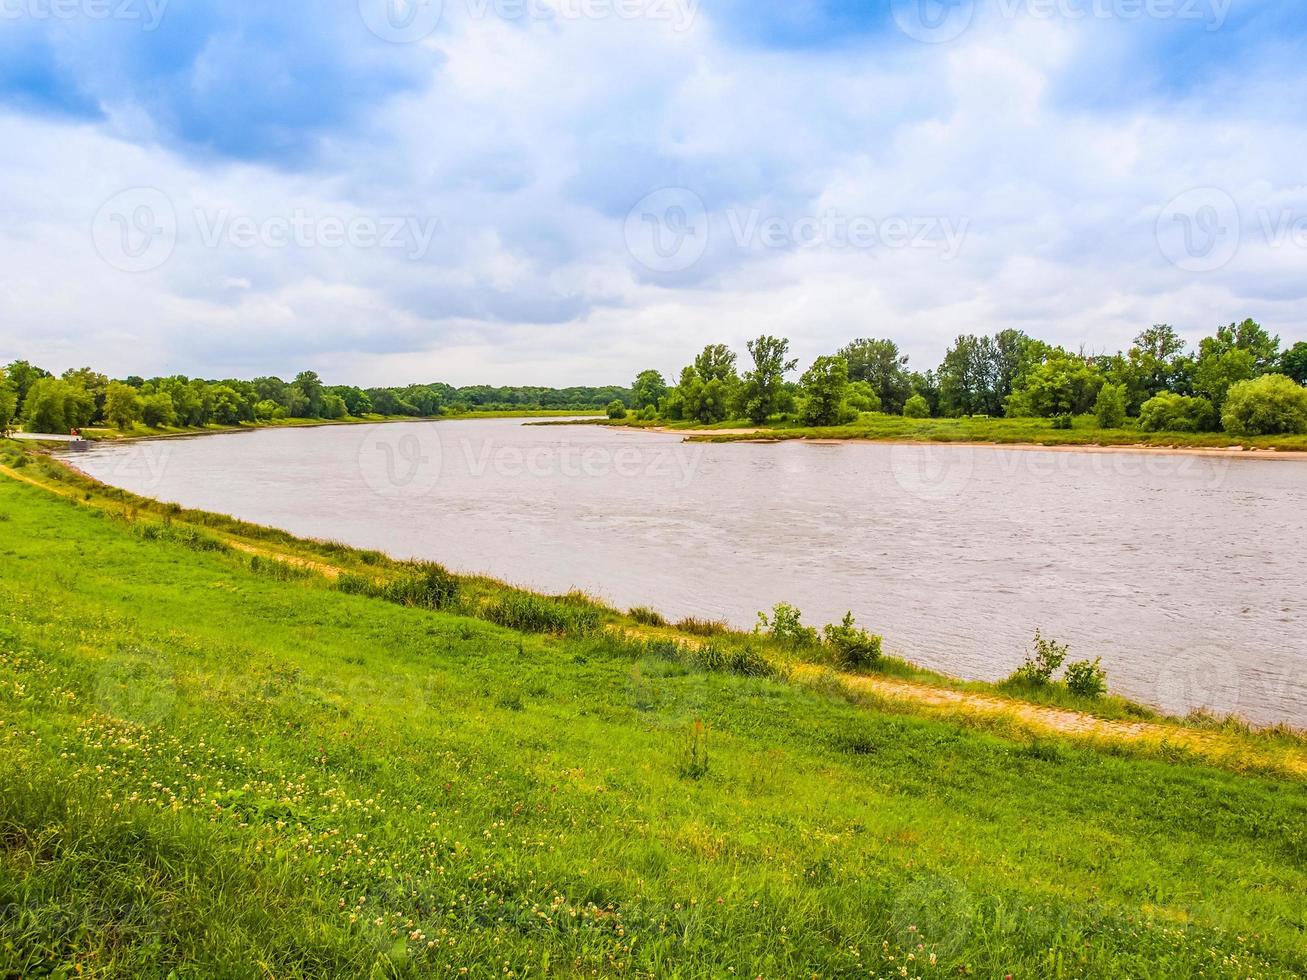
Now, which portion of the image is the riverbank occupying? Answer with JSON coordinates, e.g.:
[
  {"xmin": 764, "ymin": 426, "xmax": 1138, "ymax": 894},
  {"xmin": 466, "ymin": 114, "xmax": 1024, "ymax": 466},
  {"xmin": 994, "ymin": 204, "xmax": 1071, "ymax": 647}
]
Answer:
[
  {"xmin": 2, "ymin": 438, "xmax": 1305, "ymax": 977},
  {"xmin": 549, "ymin": 414, "xmax": 1307, "ymax": 456}
]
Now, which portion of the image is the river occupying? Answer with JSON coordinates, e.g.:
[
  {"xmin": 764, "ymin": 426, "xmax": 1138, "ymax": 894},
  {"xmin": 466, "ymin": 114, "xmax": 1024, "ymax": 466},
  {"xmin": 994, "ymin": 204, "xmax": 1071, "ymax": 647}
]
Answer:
[{"xmin": 66, "ymin": 418, "xmax": 1307, "ymax": 727}]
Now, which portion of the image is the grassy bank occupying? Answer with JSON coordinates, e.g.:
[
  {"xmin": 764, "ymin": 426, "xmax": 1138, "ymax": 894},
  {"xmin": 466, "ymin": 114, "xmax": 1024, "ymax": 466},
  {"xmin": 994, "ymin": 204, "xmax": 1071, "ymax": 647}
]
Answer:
[
  {"xmin": 1, "ymin": 445, "xmax": 1305, "ymax": 977},
  {"xmin": 571, "ymin": 413, "xmax": 1307, "ymax": 452}
]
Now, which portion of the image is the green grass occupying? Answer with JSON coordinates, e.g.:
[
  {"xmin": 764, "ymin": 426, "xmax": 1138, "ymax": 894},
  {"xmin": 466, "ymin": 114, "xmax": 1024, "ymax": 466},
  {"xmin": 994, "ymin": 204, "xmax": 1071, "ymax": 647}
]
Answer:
[
  {"xmin": 573, "ymin": 412, "xmax": 1307, "ymax": 451},
  {"xmin": 1, "ymin": 474, "xmax": 1306, "ymax": 977}
]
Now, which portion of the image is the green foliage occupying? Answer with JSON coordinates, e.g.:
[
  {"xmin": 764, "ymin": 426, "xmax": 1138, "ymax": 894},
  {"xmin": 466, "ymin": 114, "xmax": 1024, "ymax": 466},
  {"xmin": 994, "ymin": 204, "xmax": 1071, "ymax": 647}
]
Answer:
[
  {"xmin": 1093, "ymin": 383, "xmax": 1128, "ymax": 428},
  {"xmin": 674, "ymin": 617, "xmax": 728, "ymax": 637},
  {"xmin": 1050, "ymin": 413, "xmax": 1074, "ymax": 430},
  {"xmin": 629, "ymin": 606, "xmax": 667, "ymax": 627},
  {"xmin": 845, "ymin": 380, "xmax": 881, "ymax": 414},
  {"xmin": 677, "ymin": 720, "xmax": 710, "ymax": 779},
  {"xmin": 632, "ymin": 370, "xmax": 667, "ymax": 409},
  {"xmin": 756, "ymin": 602, "xmax": 818, "ymax": 647},
  {"xmin": 1221, "ymin": 374, "xmax": 1307, "ymax": 436},
  {"xmin": 1194, "ymin": 346, "xmax": 1256, "ymax": 414},
  {"xmin": 606, "ymin": 399, "xmax": 627, "ymax": 420},
  {"xmin": 838, "ymin": 338, "xmax": 911, "ymax": 414},
  {"xmin": 337, "ymin": 562, "xmax": 460, "ymax": 611},
  {"xmin": 104, "ymin": 382, "xmax": 142, "ymax": 431},
  {"xmin": 483, "ymin": 592, "xmax": 602, "ymax": 635},
  {"xmin": 1006, "ymin": 348, "xmax": 1103, "ymax": 418},
  {"xmin": 0, "ymin": 376, "xmax": 16, "ymax": 433},
  {"xmin": 739, "ymin": 335, "xmax": 798, "ymax": 424},
  {"xmin": 1283, "ymin": 341, "xmax": 1307, "ymax": 385},
  {"xmin": 902, "ymin": 393, "xmax": 931, "ymax": 418},
  {"xmin": 22, "ymin": 377, "xmax": 95, "ymax": 434},
  {"xmin": 821, "ymin": 612, "xmax": 883, "ymax": 670},
  {"xmin": 134, "ymin": 521, "xmax": 229, "ymax": 553},
  {"xmin": 140, "ymin": 391, "xmax": 177, "ymax": 428},
  {"xmin": 1139, "ymin": 392, "xmax": 1217, "ymax": 433},
  {"xmin": 1065, "ymin": 658, "xmax": 1108, "ymax": 698},
  {"xmin": 1010, "ymin": 629, "xmax": 1069, "ymax": 685},
  {"xmin": 798, "ymin": 355, "xmax": 852, "ymax": 426}
]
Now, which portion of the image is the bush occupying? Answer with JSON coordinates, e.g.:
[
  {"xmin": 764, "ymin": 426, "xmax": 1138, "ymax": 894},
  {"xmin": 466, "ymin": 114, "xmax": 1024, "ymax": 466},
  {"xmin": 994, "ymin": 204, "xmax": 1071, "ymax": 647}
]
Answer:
[
  {"xmin": 336, "ymin": 562, "xmax": 460, "ymax": 611},
  {"xmin": 484, "ymin": 592, "xmax": 601, "ymax": 635},
  {"xmin": 821, "ymin": 612, "xmax": 883, "ymax": 670},
  {"xmin": 1050, "ymin": 413, "xmax": 1073, "ymax": 430},
  {"xmin": 629, "ymin": 606, "xmax": 667, "ymax": 627},
  {"xmin": 694, "ymin": 643, "xmax": 781, "ymax": 678},
  {"xmin": 1221, "ymin": 374, "xmax": 1307, "ymax": 436},
  {"xmin": 638, "ymin": 404, "xmax": 658, "ymax": 421},
  {"xmin": 675, "ymin": 617, "xmax": 728, "ymax": 637},
  {"xmin": 606, "ymin": 400, "xmax": 627, "ymax": 420},
  {"xmin": 1065, "ymin": 658, "xmax": 1108, "ymax": 698},
  {"xmin": 756, "ymin": 602, "xmax": 818, "ymax": 647},
  {"xmin": 1010, "ymin": 629, "xmax": 1068, "ymax": 685},
  {"xmin": 1138, "ymin": 392, "xmax": 1217, "ymax": 433},
  {"xmin": 1093, "ymin": 383, "xmax": 1128, "ymax": 428},
  {"xmin": 903, "ymin": 394, "xmax": 930, "ymax": 418}
]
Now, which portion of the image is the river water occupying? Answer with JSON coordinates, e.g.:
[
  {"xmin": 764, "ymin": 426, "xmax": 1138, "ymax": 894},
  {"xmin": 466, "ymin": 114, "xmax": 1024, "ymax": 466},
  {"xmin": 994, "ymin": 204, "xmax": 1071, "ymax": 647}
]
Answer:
[{"xmin": 67, "ymin": 419, "xmax": 1307, "ymax": 727}]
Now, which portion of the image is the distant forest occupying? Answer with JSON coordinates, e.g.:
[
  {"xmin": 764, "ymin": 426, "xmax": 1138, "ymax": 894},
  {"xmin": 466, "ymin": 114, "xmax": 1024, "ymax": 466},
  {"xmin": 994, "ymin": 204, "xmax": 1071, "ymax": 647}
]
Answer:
[{"xmin": 0, "ymin": 363, "xmax": 629, "ymax": 433}]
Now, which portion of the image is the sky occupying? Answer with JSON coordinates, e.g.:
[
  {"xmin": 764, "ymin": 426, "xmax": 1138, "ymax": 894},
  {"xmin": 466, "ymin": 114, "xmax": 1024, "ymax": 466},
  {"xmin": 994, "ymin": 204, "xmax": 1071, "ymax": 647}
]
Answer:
[{"xmin": 1, "ymin": 0, "xmax": 1306, "ymax": 387}]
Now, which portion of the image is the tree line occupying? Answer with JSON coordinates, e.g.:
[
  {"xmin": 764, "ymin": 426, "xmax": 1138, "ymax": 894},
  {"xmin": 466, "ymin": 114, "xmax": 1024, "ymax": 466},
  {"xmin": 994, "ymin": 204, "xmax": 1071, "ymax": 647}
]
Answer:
[
  {"xmin": 0, "ymin": 363, "xmax": 632, "ymax": 435},
  {"xmin": 611, "ymin": 321, "xmax": 1307, "ymax": 437}
]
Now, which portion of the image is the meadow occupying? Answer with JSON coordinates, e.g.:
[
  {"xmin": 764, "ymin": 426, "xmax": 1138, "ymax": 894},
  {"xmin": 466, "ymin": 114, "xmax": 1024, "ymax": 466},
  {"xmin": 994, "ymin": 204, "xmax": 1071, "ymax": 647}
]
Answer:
[{"xmin": 1, "ymin": 447, "xmax": 1305, "ymax": 978}]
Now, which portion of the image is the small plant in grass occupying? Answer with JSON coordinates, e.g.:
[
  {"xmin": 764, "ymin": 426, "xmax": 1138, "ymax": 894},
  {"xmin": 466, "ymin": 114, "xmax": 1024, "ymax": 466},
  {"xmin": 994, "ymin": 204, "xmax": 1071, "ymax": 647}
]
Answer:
[
  {"xmin": 1065, "ymin": 658, "xmax": 1108, "ymax": 698},
  {"xmin": 822, "ymin": 612, "xmax": 883, "ymax": 670},
  {"xmin": 675, "ymin": 617, "xmax": 728, "ymax": 637},
  {"xmin": 1010, "ymin": 629, "xmax": 1068, "ymax": 685},
  {"xmin": 756, "ymin": 602, "xmax": 818, "ymax": 648},
  {"xmin": 678, "ymin": 720, "xmax": 709, "ymax": 779},
  {"xmin": 629, "ymin": 606, "xmax": 667, "ymax": 627}
]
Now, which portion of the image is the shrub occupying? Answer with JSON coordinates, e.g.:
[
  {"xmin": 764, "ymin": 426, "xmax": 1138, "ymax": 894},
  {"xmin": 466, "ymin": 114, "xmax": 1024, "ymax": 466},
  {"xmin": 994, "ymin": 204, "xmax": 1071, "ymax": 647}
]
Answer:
[
  {"xmin": 1138, "ymin": 392, "xmax": 1217, "ymax": 433},
  {"xmin": 1221, "ymin": 374, "xmax": 1307, "ymax": 436},
  {"xmin": 821, "ymin": 612, "xmax": 883, "ymax": 670},
  {"xmin": 693, "ymin": 643, "xmax": 782, "ymax": 679},
  {"xmin": 484, "ymin": 592, "xmax": 601, "ymax": 635},
  {"xmin": 1050, "ymin": 413, "xmax": 1074, "ymax": 430},
  {"xmin": 382, "ymin": 563, "xmax": 460, "ymax": 610},
  {"xmin": 638, "ymin": 404, "xmax": 658, "ymax": 421},
  {"xmin": 677, "ymin": 721, "xmax": 709, "ymax": 779},
  {"xmin": 1010, "ymin": 629, "xmax": 1069, "ymax": 685},
  {"xmin": 756, "ymin": 603, "xmax": 818, "ymax": 647},
  {"xmin": 1065, "ymin": 658, "xmax": 1108, "ymax": 698},
  {"xmin": 675, "ymin": 617, "xmax": 728, "ymax": 637},
  {"xmin": 136, "ymin": 522, "xmax": 228, "ymax": 553},
  {"xmin": 606, "ymin": 400, "xmax": 627, "ymax": 420},
  {"xmin": 903, "ymin": 394, "xmax": 930, "ymax": 418},
  {"xmin": 248, "ymin": 555, "xmax": 313, "ymax": 581},
  {"xmin": 629, "ymin": 606, "xmax": 667, "ymax": 627},
  {"xmin": 1093, "ymin": 383, "xmax": 1128, "ymax": 428}
]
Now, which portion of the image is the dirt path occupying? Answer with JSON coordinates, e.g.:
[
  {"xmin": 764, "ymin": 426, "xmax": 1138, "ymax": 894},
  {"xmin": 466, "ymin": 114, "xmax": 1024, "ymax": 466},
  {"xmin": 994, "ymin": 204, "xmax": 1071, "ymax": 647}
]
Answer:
[{"xmin": 793, "ymin": 665, "xmax": 1307, "ymax": 777}]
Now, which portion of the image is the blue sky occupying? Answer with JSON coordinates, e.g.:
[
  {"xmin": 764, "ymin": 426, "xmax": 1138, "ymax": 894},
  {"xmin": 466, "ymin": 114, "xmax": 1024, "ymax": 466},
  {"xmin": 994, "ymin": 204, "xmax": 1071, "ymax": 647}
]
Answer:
[{"xmin": 2, "ymin": 0, "xmax": 1306, "ymax": 384}]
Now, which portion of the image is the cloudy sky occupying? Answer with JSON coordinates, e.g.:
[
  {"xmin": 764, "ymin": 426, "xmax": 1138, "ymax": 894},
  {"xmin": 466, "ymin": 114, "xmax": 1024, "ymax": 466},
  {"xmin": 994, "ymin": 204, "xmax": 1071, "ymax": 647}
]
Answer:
[{"xmin": 2, "ymin": 0, "xmax": 1305, "ymax": 386}]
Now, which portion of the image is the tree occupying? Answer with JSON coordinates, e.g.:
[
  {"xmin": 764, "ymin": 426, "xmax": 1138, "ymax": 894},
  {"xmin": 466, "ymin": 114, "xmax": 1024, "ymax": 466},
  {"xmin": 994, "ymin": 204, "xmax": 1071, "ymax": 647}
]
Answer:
[
  {"xmin": 606, "ymin": 399, "xmax": 627, "ymax": 420},
  {"xmin": 140, "ymin": 391, "xmax": 177, "ymax": 428},
  {"xmin": 909, "ymin": 370, "xmax": 940, "ymax": 416},
  {"xmin": 1282, "ymin": 342, "xmax": 1307, "ymax": 385},
  {"xmin": 798, "ymin": 355, "xmax": 851, "ymax": 426},
  {"xmin": 1093, "ymin": 383, "xmax": 1127, "ymax": 429},
  {"xmin": 0, "ymin": 375, "xmax": 17, "ymax": 435},
  {"xmin": 3, "ymin": 360, "xmax": 50, "ymax": 415},
  {"xmin": 1006, "ymin": 349, "xmax": 1103, "ymax": 418},
  {"xmin": 1138, "ymin": 392, "xmax": 1217, "ymax": 433},
  {"xmin": 632, "ymin": 370, "xmax": 667, "ymax": 410},
  {"xmin": 937, "ymin": 335, "xmax": 983, "ymax": 416},
  {"xmin": 1209, "ymin": 319, "xmax": 1281, "ymax": 374},
  {"xmin": 845, "ymin": 380, "xmax": 881, "ymax": 413},
  {"xmin": 1221, "ymin": 375, "xmax": 1307, "ymax": 436},
  {"xmin": 254, "ymin": 399, "xmax": 288, "ymax": 422},
  {"xmin": 903, "ymin": 393, "xmax": 930, "ymax": 418},
  {"xmin": 693, "ymin": 345, "xmax": 737, "ymax": 383},
  {"xmin": 838, "ymin": 338, "xmax": 912, "ymax": 414},
  {"xmin": 22, "ymin": 377, "xmax": 93, "ymax": 433},
  {"xmin": 1193, "ymin": 346, "xmax": 1255, "ymax": 415},
  {"xmin": 293, "ymin": 370, "xmax": 325, "ymax": 417},
  {"xmin": 1117, "ymin": 324, "xmax": 1189, "ymax": 410},
  {"xmin": 104, "ymin": 381, "xmax": 143, "ymax": 431},
  {"xmin": 739, "ymin": 335, "xmax": 798, "ymax": 424}
]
